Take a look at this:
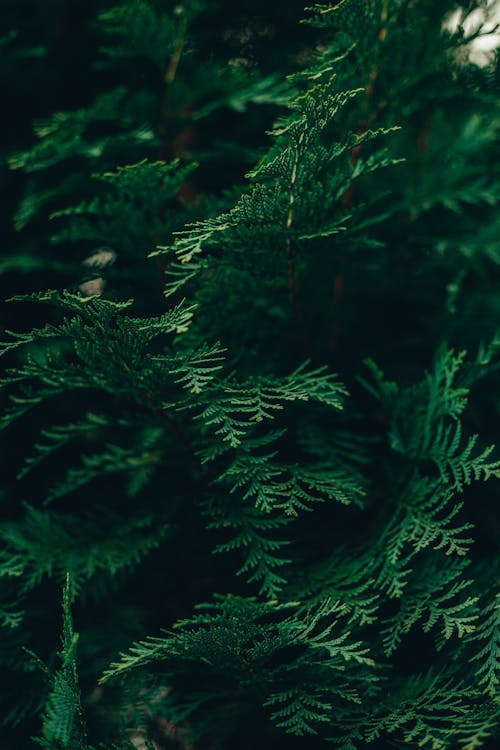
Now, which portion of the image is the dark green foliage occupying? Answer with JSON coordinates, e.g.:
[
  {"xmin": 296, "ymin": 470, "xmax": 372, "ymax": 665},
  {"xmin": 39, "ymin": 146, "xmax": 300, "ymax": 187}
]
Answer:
[
  {"xmin": 1, "ymin": 1, "xmax": 499, "ymax": 748},
  {"xmin": 34, "ymin": 575, "xmax": 87, "ymax": 749}
]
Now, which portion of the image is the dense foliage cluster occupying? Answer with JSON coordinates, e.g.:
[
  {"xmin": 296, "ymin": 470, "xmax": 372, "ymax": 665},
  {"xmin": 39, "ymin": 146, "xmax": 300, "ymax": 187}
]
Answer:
[{"xmin": 0, "ymin": 1, "xmax": 499, "ymax": 748}]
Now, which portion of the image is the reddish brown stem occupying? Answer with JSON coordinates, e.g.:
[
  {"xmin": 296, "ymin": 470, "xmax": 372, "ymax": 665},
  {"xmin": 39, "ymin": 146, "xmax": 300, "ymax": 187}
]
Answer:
[
  {"xmin": 158, "ymin": 406, "xmax": 205, "ymax": 482},
  {"xmin": 138, "ymin": 388, "xmax": 205, "ymax": 483},
  {"xmin": 333, "ymin": 3, "xmax": 390, "ymax": 356},
  {"xmin": 285, "ymin": 134, "xmax": 311, "ymax": 355},
  {"xmin": 328, "ymin": 273, "xmax": 345, "ymax": 356},
  {"xmin": 93, "ymin": 314, "xmax": 204, "ymax": 482}
]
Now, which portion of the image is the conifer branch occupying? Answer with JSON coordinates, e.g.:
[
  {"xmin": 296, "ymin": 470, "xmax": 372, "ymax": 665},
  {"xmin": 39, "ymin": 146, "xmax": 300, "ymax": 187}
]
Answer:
[{"xmin": 1, "ymin": 1, "xmax": 498, "ymax": 747}]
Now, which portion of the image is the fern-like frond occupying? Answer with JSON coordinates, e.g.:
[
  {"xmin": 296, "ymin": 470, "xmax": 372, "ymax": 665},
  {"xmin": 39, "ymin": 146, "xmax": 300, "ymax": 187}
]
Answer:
[{"xmin": 468, "ymin": 592, "xmax": 500, "ymax": 697}]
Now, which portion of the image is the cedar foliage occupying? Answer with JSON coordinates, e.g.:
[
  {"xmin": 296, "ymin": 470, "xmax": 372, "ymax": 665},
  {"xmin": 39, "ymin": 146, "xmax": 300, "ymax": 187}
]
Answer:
[{"xmin": 0, "ymin": 1, "xmax": 499, "ymax": 748}]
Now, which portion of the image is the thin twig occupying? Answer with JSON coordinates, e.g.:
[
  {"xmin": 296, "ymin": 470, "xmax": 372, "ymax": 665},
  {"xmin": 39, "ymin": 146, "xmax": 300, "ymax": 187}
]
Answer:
[
  {"xmin": 159, "ymin": 11, "xmax": 188, "ymax": 161},
  {"xmin": 331, "ymin": 0, "xmax": 390, "ymax": 358},
  {"xmin": 285, "ymin": 133, "xmax": 310, "ymax": 354},
  {"xmin": 91, "ymin": 309, "xmax": 205, "ymax": 481}
]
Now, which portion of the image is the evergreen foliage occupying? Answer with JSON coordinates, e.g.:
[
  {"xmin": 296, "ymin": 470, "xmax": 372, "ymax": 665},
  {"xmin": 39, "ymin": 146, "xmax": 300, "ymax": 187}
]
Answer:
[{"xmin": 0, "ymin": 1, "xmax": 499, "ymax": 748}]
